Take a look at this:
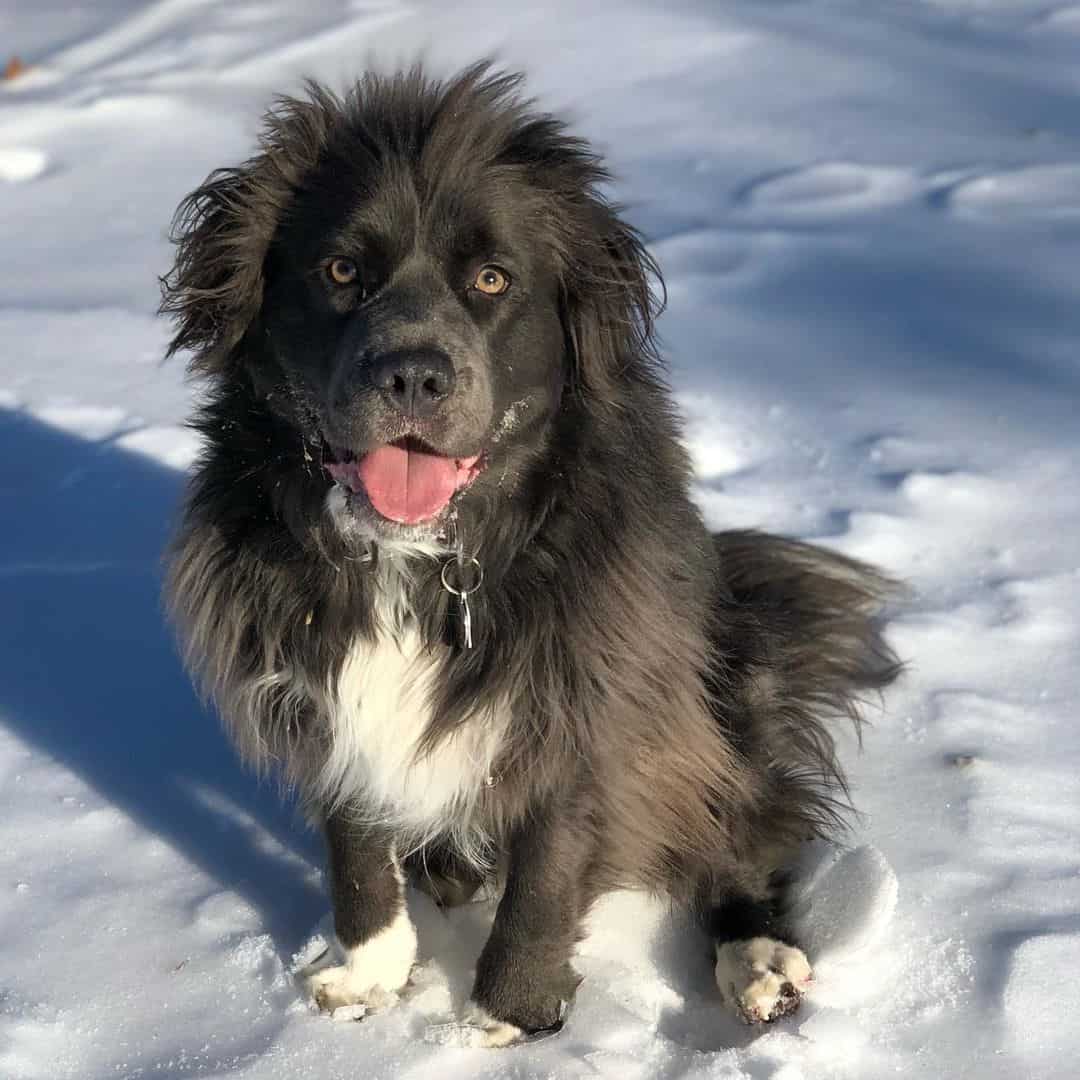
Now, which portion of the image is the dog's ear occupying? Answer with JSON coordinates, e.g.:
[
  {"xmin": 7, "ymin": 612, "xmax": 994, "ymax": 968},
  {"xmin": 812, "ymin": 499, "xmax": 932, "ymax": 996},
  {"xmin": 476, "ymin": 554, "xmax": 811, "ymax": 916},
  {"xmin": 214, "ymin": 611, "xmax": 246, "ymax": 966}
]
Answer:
[
  {"xmin": 159, "ymin": 88, "xmax": 334, "ymax": 375},
  {"xmin": 560, "ymin": 206, "xmax": 664, "ymax": 395},
  {"xmin": 489, "ymin": 79, "xmax": 664, "ymax": 395},
  {"xmin": 159, "ymin": 165, "xmax": 275, "ymax": 374}
]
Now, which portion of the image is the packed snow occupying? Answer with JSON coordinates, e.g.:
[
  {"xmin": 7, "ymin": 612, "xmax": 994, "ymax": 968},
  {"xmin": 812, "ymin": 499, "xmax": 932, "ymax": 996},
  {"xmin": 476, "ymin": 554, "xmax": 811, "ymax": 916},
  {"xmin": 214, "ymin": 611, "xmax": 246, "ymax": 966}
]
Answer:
[{"xmin": 2, "ymin": 1, "xmax": 1079, "ymax": 1077}]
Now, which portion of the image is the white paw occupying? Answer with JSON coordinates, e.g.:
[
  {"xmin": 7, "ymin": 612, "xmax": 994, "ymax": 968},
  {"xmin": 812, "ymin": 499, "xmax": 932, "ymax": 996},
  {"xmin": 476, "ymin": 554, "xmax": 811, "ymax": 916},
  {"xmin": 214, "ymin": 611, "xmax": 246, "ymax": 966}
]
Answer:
[
  {"xmin": 715, "ymin": 937, "xmax": 813, "ymax": 1024},
  {"xmin": 463, "ymin": 1003, "xmax": 525, "ymax": 1048},
  {"xmin": 306, "ymin": 963, "xmax": 400, "ymax": 1013},
  {"xmin": 425, "ymin": 1004, "xmax": 524, "ymax": 1048},
  {"xmin": 305, "ymin": 907, "xmax": 417, "ymax": 1014}
]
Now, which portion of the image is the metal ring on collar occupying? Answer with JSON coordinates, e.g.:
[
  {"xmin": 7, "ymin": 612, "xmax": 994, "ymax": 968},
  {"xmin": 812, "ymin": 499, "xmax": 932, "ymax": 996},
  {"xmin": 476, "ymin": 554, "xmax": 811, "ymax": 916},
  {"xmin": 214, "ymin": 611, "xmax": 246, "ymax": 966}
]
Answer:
[{"xmin": 441, "ymin": 556, "xmax": 483, "ymax": 596}]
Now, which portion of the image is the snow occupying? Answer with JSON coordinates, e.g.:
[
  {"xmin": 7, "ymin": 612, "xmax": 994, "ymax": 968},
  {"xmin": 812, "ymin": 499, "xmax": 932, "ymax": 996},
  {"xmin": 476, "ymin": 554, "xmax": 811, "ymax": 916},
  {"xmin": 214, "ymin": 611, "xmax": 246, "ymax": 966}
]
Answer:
[
  {"xmin": 1, "ymin": 0, "xmax": 1079, "ymax": 1077},
  {"xmin": 0, "ymin": 146, "xmax": 47, "ymax": 183}
]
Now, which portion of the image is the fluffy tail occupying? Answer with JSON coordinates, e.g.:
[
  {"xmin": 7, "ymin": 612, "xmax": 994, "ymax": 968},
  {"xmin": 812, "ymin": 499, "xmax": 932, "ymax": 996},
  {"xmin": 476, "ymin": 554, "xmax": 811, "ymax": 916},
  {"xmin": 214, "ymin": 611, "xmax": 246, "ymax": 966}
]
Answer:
[{"xmin": 711, "ymin": 530, "xmax": 904, "ymax": 836}]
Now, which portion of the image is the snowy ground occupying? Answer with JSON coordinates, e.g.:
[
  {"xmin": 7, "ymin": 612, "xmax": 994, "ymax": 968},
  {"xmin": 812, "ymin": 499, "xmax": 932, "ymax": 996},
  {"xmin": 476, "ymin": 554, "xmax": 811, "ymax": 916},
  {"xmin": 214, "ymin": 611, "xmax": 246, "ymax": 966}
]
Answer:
[{"xmin": 2, "ymin": 1, "xmax": 1079, "ymax": 1077}]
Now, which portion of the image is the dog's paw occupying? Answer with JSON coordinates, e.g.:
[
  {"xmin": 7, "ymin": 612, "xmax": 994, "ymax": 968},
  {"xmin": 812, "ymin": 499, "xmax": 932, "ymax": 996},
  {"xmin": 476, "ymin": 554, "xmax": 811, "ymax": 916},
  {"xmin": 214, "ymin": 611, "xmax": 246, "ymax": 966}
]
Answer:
[
  {"xmin": 425, "ymin": 1001, "xmax": 569, "ymax": 1048},
  {"xmin": 306, "ymin": 964, "xmax": 401, "ymax": 1013},
  {"xmin": 424, "ymin": 1005, "xmax": 522, "ymax": 1049},
  {"xmin": 460, "ymin": 1004, "xmax": 527, "ymax": 1048},
  {"xmin": 304, "ymin": 907, "xmax": 417, "ymax": 1015},
  {"xmin": 714, "ymin": 937, "xmax": 812, "ymax": 1024}
]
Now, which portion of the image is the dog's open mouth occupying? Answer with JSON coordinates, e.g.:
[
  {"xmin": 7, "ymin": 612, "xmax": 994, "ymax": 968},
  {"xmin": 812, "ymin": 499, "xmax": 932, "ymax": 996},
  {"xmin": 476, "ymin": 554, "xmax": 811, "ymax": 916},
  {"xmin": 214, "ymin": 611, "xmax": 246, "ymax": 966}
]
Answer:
[{"xmin": 325, "ymin": 437, "xmax": 484, "ymax": 525}]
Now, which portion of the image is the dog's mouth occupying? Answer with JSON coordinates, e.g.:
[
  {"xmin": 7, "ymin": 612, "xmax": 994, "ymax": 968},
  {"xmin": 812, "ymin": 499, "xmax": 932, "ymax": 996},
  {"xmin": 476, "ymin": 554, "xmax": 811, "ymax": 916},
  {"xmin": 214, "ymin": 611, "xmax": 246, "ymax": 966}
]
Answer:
[{"xmin": 324, "ymin": 436, "xmax": 484, "ymax": 525}]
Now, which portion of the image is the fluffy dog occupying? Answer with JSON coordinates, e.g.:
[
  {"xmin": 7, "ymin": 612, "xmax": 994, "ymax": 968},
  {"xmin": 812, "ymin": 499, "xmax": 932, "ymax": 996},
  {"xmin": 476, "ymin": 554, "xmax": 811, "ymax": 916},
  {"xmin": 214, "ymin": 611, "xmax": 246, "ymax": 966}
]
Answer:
[{"xmin": 162, "ymin": 64, "xmax": 900, "ymax": 1044}]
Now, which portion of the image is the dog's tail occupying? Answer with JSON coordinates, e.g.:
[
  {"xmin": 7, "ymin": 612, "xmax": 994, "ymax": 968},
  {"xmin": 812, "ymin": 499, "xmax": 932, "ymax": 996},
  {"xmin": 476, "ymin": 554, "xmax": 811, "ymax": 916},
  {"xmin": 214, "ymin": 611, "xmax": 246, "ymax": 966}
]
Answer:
[
  {"xmin": 713, "ymin": 529, "xmax": 903, "ymax": 717},
  {"xmin": 711, "ymin": 529, "xmax": 904, "ymax": 834}
]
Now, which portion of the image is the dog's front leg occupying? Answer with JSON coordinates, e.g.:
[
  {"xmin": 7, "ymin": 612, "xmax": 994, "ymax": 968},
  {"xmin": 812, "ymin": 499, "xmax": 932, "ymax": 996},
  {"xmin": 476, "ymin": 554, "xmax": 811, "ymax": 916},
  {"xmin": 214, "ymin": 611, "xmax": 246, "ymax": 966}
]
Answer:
[
  {"xmin": 467, "ymin": 800, "xmax": 591, "ymax": 1045},
  {"xmin": 306, "ymin": 812, "xmax": 416, "ymax": 1012}
]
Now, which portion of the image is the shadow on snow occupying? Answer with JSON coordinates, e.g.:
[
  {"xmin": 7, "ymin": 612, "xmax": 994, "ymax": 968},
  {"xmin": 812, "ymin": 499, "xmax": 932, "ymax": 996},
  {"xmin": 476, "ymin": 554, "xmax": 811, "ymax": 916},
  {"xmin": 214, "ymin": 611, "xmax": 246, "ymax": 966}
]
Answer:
[{"xmin": 0, "ymin": 407, "xmax": 324, "ymax": 954}]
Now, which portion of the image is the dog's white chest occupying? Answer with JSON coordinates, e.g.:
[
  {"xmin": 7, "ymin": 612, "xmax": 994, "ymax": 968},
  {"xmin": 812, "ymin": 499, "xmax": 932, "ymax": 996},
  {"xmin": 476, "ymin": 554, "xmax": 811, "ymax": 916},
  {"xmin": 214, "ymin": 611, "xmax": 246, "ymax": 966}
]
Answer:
[{"xmin": 317, "ymin": 627, "xmax": 503, "ymax": 836}]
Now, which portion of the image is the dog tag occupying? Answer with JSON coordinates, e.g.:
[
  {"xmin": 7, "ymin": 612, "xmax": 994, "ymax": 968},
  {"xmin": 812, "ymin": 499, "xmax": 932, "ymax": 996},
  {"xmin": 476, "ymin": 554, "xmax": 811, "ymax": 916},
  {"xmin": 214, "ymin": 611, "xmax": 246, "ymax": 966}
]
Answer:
[
  {"xmin": 460, "ymin": 590, "xmax": 474, "ymax": 649},
  {"xmin": 440, "ymin": 556, "xmax": 483, "ymax": 650}
]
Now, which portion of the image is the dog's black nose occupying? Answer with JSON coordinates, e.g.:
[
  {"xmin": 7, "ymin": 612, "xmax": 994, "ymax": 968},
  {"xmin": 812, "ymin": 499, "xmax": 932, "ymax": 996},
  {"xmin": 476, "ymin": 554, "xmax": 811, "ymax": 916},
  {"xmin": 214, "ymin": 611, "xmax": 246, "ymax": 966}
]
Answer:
[{"xmin": 370, "ymin": 348, "xmax": 455, "ymax": 418}]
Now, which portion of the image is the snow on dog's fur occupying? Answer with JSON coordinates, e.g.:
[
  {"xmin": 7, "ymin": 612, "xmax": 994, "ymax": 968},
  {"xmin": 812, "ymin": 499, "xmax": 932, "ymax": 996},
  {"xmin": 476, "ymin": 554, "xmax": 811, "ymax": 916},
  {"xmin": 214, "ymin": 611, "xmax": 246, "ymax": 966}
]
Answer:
[{"xmin": 162, "ymin": 63, "xmax": 901, "ymax": 1041}]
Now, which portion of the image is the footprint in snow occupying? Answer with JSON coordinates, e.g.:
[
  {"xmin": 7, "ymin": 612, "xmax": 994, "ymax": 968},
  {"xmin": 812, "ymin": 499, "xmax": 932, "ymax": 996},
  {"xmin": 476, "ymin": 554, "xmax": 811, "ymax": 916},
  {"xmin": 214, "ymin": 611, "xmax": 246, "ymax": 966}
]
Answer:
[
  {"xmin": 946, "ymin": 164, "xmax": 1080, "ymax": 220},
  {"xmin": 931, "ymin": 691, "xmax": 1026, "ymax": 752},
  {"xmin": 738, "ymin": 161, "xmax": 919, "ymax": 215},
  {"xmin": 1029, "ymin": 4, "xmax": 1080, "ymax": 35}
]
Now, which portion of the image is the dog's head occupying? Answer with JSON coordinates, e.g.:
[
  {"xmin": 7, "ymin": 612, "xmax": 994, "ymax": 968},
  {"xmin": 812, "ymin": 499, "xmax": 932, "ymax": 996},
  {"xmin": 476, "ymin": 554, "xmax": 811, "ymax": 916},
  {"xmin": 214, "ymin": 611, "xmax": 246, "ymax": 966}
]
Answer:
[{"xmin": 162, "ymin": 65, "xmax": 660, "ymax": 546}]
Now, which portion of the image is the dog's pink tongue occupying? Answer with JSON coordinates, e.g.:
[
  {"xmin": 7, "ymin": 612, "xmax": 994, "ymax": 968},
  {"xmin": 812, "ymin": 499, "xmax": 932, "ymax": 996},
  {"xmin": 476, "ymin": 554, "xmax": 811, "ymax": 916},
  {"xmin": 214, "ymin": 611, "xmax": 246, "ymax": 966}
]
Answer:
[{"xmin": 357, "ymin": 443, "xmax": 460, "ymax": 524}]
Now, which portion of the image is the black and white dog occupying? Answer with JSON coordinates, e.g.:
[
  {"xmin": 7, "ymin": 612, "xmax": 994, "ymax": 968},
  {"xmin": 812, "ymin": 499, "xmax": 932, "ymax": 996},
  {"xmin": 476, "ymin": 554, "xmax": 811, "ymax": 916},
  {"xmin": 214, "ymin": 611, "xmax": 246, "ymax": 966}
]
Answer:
[{"xmin": 162, "ymin": 64, "xmax": 900, "ymax": 1045}]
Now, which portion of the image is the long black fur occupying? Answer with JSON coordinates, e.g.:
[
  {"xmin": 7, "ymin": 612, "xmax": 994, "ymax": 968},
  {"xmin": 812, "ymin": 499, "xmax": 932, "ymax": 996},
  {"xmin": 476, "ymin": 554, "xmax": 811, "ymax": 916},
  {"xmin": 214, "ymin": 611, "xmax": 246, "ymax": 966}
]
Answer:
[{"xmin": 162, "ymin": 64, "xmax": 901, "ymax": 1036}]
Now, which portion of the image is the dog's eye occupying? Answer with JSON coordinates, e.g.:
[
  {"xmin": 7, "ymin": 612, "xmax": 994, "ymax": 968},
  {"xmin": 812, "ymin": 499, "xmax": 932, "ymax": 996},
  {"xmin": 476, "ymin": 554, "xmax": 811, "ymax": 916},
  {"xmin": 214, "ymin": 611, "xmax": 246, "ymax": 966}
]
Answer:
[
  {"xmin": 327, "ymin": 258, "xmax": 358, "ymax": 286},
  {"xmin": 473, "ymin": 266, "xmax": 510, "ymax": 296}
]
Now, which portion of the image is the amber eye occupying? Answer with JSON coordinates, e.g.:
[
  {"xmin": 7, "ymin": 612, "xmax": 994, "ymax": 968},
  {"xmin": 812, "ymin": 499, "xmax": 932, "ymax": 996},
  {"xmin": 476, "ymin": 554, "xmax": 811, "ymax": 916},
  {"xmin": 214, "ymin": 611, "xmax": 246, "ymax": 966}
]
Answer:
[
  {"xmin": 327, "ymin": 257, "xmax": 358, "ymax": 286},
  {"xmin": 473, "ymin": 265, "xmax": 510, "ymax": 296}
]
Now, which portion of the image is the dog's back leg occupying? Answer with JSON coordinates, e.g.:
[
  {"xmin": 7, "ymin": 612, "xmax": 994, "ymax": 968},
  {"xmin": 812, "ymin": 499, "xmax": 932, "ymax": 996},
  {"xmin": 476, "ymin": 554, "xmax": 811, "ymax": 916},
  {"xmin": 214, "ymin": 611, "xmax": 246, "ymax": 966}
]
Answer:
[
  {"xmin": 708, "ymin": 891, "xmax": 812, "ymax": 1024},
  {"xmin": 703, "ymin": 532, "xmax": 901, "ymax": 1023}
]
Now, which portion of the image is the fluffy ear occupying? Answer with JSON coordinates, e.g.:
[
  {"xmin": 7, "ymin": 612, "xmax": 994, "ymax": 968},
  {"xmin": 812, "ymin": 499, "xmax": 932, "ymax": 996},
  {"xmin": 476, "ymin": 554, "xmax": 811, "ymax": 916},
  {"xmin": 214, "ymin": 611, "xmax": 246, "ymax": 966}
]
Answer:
[
  {"xmin": 487, "ymin": 81, "xmax": 665, "ymax": 395},
  {"xmin": 159, "ymin": 88, "xmax": 335, "ymax": 375},
  {"xmin": 560, "ymin": 205, "xmax": 665, "ymax": 395},
  {"xmin": 159, "ymin": 166, "xmax": 275, "ymax": 374}
]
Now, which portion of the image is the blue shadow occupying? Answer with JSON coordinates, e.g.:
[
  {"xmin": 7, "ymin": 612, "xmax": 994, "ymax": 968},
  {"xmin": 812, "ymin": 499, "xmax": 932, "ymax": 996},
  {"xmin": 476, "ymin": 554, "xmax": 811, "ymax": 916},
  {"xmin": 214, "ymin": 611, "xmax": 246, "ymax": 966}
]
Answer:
[{"xmin": 0, "ymin": 407, "xmax": 324, "ymax": 953}]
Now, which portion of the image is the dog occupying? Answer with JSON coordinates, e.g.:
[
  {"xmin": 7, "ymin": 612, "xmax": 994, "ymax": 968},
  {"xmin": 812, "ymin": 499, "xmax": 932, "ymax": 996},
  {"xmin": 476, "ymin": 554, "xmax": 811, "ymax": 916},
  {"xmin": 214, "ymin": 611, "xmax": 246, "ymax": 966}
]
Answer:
[{"xmin": 161, "ymin": 63, "xmax": 901, "ymax": 1045}]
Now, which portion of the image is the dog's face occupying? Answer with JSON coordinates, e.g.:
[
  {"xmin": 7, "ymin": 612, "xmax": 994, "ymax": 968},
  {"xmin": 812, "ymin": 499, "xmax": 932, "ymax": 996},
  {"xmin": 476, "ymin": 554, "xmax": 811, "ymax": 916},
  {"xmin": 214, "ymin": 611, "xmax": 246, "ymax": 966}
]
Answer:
[
  {"xmin": 258, "ymin": 158, "xmax": 566, "ymax": 542},
  {"xmin": 162, "ymin": 68, "xmax": 659, "ymax": 548}
]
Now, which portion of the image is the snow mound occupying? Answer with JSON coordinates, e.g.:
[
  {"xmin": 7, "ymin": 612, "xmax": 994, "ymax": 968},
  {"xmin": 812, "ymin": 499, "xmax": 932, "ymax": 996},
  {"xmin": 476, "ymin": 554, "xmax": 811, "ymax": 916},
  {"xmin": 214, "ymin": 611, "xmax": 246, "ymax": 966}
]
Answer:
[
  {"xmin": 0, "ymin": 148, "xmax": 47, "ymax": 184},
  {"xmin": 1004, "ymin": 933, "xmax": 1080, "ymax": 1079},
  {"xmin": 792, "ymin": 845, "xmax": 899, "ymax": 964}
]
